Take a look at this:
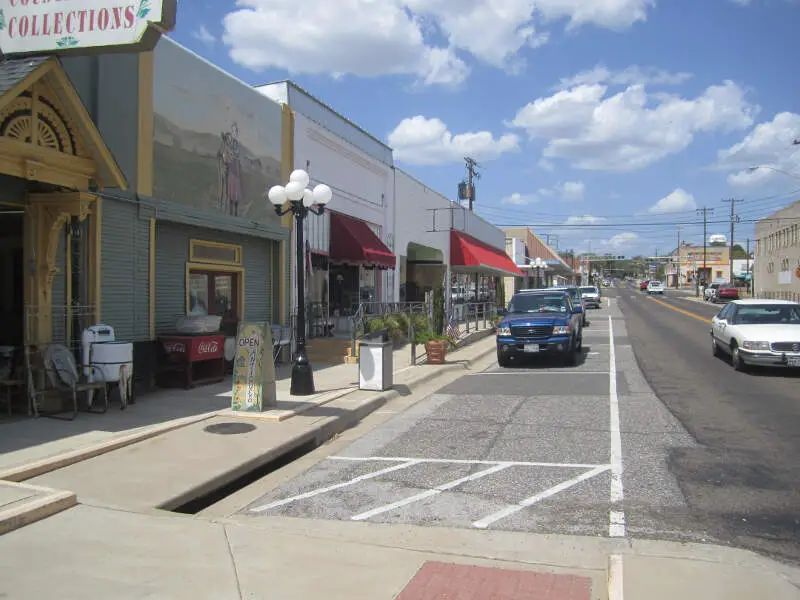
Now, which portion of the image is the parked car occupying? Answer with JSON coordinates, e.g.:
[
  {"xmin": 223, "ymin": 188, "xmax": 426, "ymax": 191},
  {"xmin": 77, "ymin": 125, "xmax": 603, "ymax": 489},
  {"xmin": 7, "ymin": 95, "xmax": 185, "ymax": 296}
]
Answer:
[
  {"xmin": 647, "ymin": 281, "xmax": 665, "ymax": 295},
  {"xmin": 714, "ymin": 285, "xmax": 739, "ymax": 303},
  {"xmin": 710, "ymin": 299, "xmax": 800, "ymax": 370},
  {"xmin": 519, "ymin": 286, "xmax": 587, "ymax": 326},
  {"xmin": 580, "ymin": 286, "xmax": 601, "ymax": 308},
  {"xmin": 496, "ymin": 291, "xmax": 584, "ymax": 367},
  {"xmin": 703, "ymin": 282, "xmax": 722, "ymax": 301},
  {"xmin": 640, "ymin": 280, "xmax": 650, "ymax": 291}
]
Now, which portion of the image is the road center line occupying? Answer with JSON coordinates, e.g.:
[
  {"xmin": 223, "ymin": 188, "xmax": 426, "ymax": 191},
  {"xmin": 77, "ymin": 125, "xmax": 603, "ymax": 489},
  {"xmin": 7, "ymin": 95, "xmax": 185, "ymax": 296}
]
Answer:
[
  {"xmin": 351, "ymin": 463, "xmax": 511, "ymax": 522},
  {"xmin": 647, "ymin": 296, "xmax": 711, "ymax": 323},
  {"xmin": 608, "ymin": 314, "xmax": 626, "ymax": 537},
  {"xmin": 472, "ymin": 465, "xmax": 610, "ymax": 529},
  {"xmin": 250, "ymin": 460, "xmax": 420, "ymax": 512}
]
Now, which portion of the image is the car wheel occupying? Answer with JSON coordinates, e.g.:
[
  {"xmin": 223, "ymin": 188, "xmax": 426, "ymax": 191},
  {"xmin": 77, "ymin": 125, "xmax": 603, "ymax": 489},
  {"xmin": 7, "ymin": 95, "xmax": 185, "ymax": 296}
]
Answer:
[
  {"xmin": 497, "ymin": 352, "xmax": 511, "ymax": 368},
  {"xmin": 730, "ymin": 343, "xmax": 747, "ymax": 372},
  {"xmin": 563, "ymin": 346, "xmax": 578, "ymax": 366},
  {"xmin": 711, "ymin": 336, "xmax": 721, "ymax": 357}
]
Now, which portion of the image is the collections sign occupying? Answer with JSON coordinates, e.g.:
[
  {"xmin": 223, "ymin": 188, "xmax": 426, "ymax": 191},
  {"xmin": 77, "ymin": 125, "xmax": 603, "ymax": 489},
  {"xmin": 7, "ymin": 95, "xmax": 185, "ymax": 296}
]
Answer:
[
  {"xmin": 0, "ymin": 0, "xmax": 177, "ymax": 55},
  {"xmin": 231, "ymin": 322, "xmax": 277, "ymax": 413}
]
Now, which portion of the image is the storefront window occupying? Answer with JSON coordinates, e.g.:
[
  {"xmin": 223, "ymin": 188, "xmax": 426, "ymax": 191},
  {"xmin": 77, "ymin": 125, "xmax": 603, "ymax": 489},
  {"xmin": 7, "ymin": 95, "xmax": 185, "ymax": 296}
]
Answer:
[{"xmin": 189, "ymin": 269, "xmax": 239, "ymax": 326}]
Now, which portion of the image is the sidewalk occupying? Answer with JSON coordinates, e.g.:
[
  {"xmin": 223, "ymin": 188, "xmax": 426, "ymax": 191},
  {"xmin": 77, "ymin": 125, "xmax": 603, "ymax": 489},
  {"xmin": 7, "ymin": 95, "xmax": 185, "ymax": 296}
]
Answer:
[
  {"xmin": 1, "ymin": 502, "xmax": 799, "ymax": 599},
  {"xmin": 0, "ymin": 328, "xmax": 493, "ymax": 477},
  {"xmin": 1, "ymin": 322, "xmax": 799, "ymax": 599}
]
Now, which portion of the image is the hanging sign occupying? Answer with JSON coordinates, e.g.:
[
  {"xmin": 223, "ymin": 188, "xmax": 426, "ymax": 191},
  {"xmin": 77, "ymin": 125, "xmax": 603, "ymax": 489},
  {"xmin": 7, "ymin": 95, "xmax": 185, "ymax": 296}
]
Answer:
[
  {"xmin": 0, "ymin": 0, "xmax": 177, "ymax": 56},
  {"xmin": 231, "ymin": 322, "xmax": 277, "ymax": 413}
]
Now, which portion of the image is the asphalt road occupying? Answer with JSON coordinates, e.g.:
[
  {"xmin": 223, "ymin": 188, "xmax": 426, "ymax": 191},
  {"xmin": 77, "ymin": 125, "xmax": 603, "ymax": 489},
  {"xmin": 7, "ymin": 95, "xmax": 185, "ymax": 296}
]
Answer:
[
  {"xmin": 617, "ymin": 284, "xmax": 800, "ymax": 563},
  {"xmin": 242, "ymin": 298, "xmax": 706, "ymax": 547}
]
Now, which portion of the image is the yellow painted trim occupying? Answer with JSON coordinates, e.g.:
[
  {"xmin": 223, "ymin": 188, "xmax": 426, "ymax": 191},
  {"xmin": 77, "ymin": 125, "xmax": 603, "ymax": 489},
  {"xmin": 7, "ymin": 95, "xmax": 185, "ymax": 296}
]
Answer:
[
  {"xmin": 189, "ymin": 238, "xmax": 243, "ymax": 266},
  {"xmin": 185, "ymin": 262, "xmax": 245, "ymax": 322},
  {"xmin": 137, "ymin": 51, "xmax": 155, "ymax": 196},
  {"xmin": 149, "ymin": 217, "xmax": 156, "ymax": 339},
  {"xmin": 279, "ymin": 103, "xmax": 295, "ymax": 324},
  {"xmin": 0, "ymin": 138, "xmax": 95, "ymax": 189},
  {"xmin": 48, "ymin": 66, "xmax": 128, "ymax": 190},
  {"xmin": 647, "ymin": 296, "xmax": 711, "ymax": 323},
  {"xmin": 92, "ymin": 196, "xmax": 102, "ymax": 324},
  {"xmin": 65, "ymin": 228, "xmax": 72, "ymax": 345},
  {"xmin": 30, "ymin": 82, "xmax": 40, "ymax": 147},
  {"xmin": 0, "ymin": 59, "xmax": 55, "ymax": 114}
]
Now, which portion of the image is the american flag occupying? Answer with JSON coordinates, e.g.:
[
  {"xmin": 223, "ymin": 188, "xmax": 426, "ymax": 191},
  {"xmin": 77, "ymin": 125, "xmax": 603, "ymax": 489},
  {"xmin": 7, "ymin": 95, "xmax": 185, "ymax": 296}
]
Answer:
[{"xmin": 446, "ymin": 314, "xmax": 461, "ymax": 341}]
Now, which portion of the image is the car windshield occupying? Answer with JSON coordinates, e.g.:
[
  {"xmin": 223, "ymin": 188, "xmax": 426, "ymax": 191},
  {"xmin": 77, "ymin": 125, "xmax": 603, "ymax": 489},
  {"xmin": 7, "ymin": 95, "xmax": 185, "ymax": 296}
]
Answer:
[
  {"xmin": 732, "ymin": 304, "xmax": 800, "ymax": 325},
  {"xmin": 509, "ymin": 294, "xmax": 569, "ymax": 314},
  {"xmin": 580, "ymin": 287, "xmax": 597, "ymax": 294}
]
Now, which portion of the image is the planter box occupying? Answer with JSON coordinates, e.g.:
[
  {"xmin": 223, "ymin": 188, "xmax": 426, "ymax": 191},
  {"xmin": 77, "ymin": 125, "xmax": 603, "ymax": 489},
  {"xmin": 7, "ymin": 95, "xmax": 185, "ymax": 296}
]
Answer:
[{"xmin": 425, "ymin": 340, "xmax": 447, "ymax": 364}]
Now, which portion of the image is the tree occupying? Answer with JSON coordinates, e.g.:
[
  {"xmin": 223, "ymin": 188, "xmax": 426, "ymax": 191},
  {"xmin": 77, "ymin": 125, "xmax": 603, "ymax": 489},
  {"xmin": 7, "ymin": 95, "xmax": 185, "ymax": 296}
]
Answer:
[{"xmin": 731, "ymin": 244, "xmax": 748, "ymax": 259}]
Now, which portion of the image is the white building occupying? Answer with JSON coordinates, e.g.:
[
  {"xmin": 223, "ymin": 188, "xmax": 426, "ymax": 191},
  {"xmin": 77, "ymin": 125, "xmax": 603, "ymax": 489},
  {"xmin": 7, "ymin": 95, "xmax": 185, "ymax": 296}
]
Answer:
[
  {"xmin": 754, "ymin": 199, "xmax": 800, "ymax": 301},
  {"xmin": 257, "ymin": 81, "xmax": 397, "ymax": 335},
  {"xmin": 394, "ymin": 169, "xmax": 521, "ymax": 313}
]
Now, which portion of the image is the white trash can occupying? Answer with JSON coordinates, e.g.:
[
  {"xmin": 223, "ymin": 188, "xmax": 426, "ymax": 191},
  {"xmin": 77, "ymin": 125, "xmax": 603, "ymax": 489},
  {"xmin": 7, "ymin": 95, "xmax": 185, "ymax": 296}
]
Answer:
[{"xmin": 358, "ymin": 330, "xmax": 393, "ymax": 391}]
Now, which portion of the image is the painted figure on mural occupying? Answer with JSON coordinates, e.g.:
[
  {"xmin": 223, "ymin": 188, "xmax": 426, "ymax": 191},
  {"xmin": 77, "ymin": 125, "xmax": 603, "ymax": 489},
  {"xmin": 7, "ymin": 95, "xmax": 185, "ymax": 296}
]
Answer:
[{"xmin": 217, "ymin": 123, "xmax": 244, "ymax": 216}]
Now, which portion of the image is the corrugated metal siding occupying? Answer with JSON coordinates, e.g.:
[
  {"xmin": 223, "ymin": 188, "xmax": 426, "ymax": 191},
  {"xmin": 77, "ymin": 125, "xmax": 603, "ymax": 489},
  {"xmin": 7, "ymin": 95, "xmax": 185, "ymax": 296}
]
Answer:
[
  {"xmin": 101, "ymin": 198, "xmax": 150, "ymax": 340},
  {"xmin": 155, "ymin": 221, "xmax": 275, "ymax": 334},
  {"xmin": 51, "ymin": 229, "xmax": 66, "ymax": 344}
]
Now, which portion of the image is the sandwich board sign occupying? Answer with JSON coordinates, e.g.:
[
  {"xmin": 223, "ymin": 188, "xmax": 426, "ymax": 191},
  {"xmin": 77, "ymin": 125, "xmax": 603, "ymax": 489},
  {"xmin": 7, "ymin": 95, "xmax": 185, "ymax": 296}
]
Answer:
[
  {"xmin": 231, "ymin": 322, "xmax": 277, "ymax": 413},
  {"xmin": 0, "ymin": 0, "xmax": 177, "ymax": 56}
]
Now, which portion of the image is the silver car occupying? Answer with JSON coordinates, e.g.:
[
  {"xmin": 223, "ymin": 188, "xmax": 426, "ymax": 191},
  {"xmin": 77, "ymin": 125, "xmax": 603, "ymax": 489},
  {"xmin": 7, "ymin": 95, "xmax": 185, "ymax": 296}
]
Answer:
[{"xmin": 580, "ymin": 286, "xmax": 601, "ymax": 308}]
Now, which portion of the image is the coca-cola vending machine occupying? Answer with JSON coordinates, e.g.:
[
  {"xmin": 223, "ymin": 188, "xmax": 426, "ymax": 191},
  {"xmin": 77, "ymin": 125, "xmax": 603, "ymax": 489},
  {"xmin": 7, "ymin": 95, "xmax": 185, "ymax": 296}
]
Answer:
[{"xmin": 157, "ymin": 334, "xmax": 226, "ymax": 389}]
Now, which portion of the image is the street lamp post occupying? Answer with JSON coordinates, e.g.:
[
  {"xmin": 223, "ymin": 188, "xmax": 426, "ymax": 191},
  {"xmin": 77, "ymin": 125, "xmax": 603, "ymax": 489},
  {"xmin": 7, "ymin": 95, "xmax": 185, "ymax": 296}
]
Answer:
[
  {"xmin": 533, "ymin": 257, "xmax": 545, "ymax": 288},
  {"xmin": 268, "ymin": 169, "xmax": 333, "ymax": 396}
]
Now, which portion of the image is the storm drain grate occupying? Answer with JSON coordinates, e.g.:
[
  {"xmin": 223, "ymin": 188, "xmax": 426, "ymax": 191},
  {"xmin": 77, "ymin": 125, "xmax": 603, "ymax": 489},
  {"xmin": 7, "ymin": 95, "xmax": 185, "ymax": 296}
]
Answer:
[{"xmin": 204, "ymin": 422, "xmax": 257, "ymax": 435}]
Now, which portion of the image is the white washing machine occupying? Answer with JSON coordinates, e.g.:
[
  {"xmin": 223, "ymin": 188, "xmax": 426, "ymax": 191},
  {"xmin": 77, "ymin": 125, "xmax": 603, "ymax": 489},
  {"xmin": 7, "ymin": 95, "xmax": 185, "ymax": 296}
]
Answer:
[{"xmin": 82, "ymin": 325, "xmax": 134, "ymax": 408}]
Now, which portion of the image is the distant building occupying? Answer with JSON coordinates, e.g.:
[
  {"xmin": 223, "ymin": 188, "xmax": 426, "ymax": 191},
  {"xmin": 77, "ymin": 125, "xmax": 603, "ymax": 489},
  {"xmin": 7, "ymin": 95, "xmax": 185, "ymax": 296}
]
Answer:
[
  {"xmin": 665, "ymin": 243, "xmax": 732, "ymax": 287},
  {"xmin": 754, "ymin": 199, "xmax": 800, "ymax": 302}
]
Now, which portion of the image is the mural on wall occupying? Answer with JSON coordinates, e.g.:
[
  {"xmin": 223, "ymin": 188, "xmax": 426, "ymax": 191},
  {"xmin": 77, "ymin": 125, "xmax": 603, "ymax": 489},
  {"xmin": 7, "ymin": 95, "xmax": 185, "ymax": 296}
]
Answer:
[{"xmin": 152, "ymin": 38, "xmax": 282, "ymax": 226}]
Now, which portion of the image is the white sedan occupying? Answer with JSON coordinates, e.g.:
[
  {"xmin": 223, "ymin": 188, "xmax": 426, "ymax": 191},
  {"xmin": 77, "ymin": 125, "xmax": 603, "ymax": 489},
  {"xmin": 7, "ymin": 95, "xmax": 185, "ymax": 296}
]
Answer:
[{"xmin": 710, "ymin": 299, "xmax": 800, "ymax": 371}]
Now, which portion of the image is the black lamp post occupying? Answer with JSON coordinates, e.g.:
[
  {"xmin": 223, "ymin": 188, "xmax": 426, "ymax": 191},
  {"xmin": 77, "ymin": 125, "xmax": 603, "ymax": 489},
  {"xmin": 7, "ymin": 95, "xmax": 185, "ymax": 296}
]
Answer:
[{"xmin": 268, "ymin": 169, "xmax": 332, "ymax": 396}]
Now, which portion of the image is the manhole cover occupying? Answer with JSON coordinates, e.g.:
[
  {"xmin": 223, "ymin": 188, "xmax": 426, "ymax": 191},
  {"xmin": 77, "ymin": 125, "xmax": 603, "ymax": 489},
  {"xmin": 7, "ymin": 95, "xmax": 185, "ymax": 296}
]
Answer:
[{"xmin": 204, "ymin": 422, "xmax": 257, "ymax": 435}]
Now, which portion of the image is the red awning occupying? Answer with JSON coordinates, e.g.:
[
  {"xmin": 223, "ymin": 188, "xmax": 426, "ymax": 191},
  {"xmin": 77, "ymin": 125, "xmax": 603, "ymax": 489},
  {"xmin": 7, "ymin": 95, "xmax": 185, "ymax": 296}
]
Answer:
[
  {"xmin": 450, "ymin": 230, "xmax": 523, "ymax": 277},
  {"xmin": 329, "ymin": 212, "xmax": 396, "ymax": 270}
]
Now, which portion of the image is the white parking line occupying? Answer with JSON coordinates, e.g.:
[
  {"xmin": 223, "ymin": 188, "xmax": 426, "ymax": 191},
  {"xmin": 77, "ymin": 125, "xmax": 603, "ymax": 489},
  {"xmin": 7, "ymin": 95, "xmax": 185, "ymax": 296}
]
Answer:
[
  {"xmin": 351, "ymin": 463, "xmax": 511, "ymax": 521},
  {"xmin": 472, "ymin": 465, "xmax": 611, "ymax": 529},
  {"xmin": 329, "ymin": 456, "xmax": 609, "ymax": 469},
  {"xmin": 250, "ymin": 459, "xmax": 420, "ymax": 512},
  {"xmin": 608, "ymin": 315, "xmax": 626, "ymax": 537}
]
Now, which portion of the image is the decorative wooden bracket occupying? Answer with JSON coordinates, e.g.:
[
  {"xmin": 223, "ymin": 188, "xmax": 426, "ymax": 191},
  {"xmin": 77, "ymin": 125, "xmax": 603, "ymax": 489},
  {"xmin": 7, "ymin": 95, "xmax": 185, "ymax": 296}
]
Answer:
[{"xmin": 26, "ymin": 193, "xmax": 96, "ymax": 343}]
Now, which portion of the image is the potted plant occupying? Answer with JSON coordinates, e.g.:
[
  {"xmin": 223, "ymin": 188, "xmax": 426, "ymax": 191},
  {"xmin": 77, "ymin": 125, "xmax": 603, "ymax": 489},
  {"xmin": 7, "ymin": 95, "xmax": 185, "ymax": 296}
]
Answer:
[
  {"xmin": 420, "ymin": 286, "xmax": 449, "ymax": 364},
  {"xmin": 414, "ymin": 328, "xmax": 449, "ymax": 364}
]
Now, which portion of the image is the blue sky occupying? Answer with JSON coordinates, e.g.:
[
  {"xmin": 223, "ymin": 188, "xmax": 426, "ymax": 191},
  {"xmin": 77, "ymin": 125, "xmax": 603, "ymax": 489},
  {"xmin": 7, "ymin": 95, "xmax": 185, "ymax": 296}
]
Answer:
[{"xmin": 173, "ymin": 0, "xmax": 799, "ymax": 256}]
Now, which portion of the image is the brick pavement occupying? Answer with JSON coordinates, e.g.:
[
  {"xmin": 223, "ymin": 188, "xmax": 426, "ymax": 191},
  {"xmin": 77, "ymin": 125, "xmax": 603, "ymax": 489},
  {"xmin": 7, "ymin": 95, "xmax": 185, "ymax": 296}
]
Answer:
[{"xmin": 395, "ymin": 561, "xmax": 593, "ymax": 600}]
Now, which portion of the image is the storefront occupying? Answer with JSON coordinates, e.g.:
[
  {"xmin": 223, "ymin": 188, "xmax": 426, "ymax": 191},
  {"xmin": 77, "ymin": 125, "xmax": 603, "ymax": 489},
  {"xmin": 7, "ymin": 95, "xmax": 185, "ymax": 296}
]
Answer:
[{"xmin": 328, "ymin": 211, "xmax": 396, "ymax": 325}]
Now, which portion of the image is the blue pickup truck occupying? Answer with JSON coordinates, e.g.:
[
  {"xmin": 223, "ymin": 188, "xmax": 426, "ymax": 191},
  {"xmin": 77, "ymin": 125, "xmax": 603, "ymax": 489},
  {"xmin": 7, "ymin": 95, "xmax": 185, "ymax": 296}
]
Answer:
[{"xmin": 495, "ymin": 290, "xmax": 584, "ymax": 367}]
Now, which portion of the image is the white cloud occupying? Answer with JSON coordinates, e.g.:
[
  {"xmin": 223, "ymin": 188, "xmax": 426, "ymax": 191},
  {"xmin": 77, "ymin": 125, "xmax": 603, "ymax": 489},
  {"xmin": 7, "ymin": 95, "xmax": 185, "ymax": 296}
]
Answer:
[
  {"xmin": 538, "ymin": 158, "xmax": 556, "ymax": 172},
  {"xmin": 508, "ymin": 79, "xmax": 758, "ymax": 172},
  {"xmin": 649, "ymin": 188, "xmax": 697, "ymax": 213},
  {"xmin": 222, "ymin": 0, "xmax": 656, "ymax": 85},
  {"xmin": 555, "ymin": 180, "xmax": 585, "ymax": 201},
  {"xmin": 566, "ymin": 214, "xmax": 606, "ymax": 225},
  {"xmin": 716, "ymin": 112, "xmax": 800, "ymax": 188},
  {"xmin": 607, "ymin": 232, "xmax": 639, "ymax": 249},
  {"xmin": 556, "ymin": 64, "xmax": 692, "ymax": 90},
  {"xmin": 192, "ymin": 25, "xmax": 216, "ymax": 46},
  {"xmin": 388, "ymin": 116, "xmax": 519, "ymax": 165},
  {"xmin": 502, "ymin": 192, "xmax": 539, "ymax": 205}
]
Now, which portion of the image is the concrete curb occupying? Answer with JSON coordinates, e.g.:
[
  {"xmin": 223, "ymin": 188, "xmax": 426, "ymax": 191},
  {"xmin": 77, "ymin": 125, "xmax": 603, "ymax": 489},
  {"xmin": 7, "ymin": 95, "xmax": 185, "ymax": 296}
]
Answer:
[
  {"xmin": 0, "ymin": 413, "xmax": 219, "ymax": 483},
  {"xmin": 0, "ymin": 481, "xmax": 77, "ymax": 535},
  {"xmin": 0, "ymin": 340, "xmax": 496, "ymax": 490}
]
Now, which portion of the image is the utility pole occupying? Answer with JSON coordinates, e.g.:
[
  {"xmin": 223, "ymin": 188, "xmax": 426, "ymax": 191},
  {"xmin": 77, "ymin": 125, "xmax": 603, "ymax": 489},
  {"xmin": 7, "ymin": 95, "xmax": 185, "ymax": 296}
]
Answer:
[
  {"xmin": 696, "ymin": 207, "xmax": 714, "ymax": 296},
  {"xmin": 746, "ymin": 238, "xmax": 751, "ymax": 296},
  {"xmin": 676, "ymin": 226, "xmax": 681, "ymax": 289},
  {"xmin": 722, "ymin": 198, "xmax": 741, "ymax": 284},
  {"xmin": 464, "ymin": 157, "xmax": 480, "ymax": 212},
  {"xmin": 464, "ymin": 156, "xmax": 480, "ymax": 301}
]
